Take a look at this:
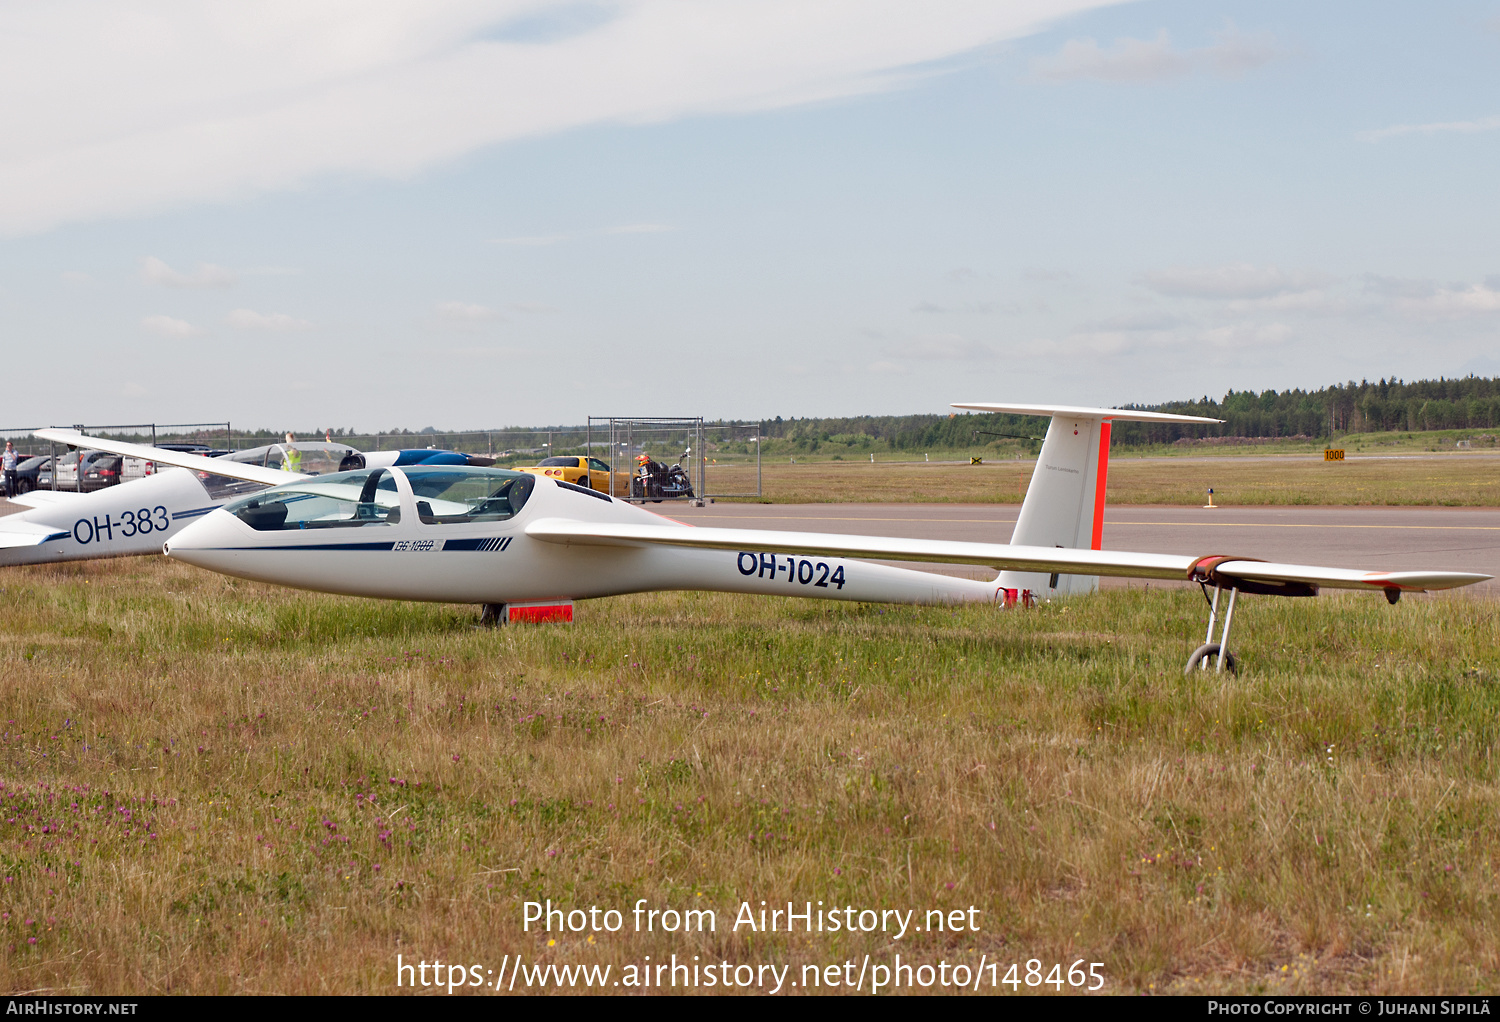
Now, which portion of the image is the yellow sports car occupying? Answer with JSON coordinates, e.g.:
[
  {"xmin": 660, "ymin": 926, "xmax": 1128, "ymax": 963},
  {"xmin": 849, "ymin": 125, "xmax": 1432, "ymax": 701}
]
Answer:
[{"xmin": 517, "ymin": 456, "xmax": 631, "ymax": 496}]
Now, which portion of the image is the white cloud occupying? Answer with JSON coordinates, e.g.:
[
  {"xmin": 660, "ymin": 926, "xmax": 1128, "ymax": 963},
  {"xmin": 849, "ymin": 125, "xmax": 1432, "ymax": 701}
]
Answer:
[
  {"xmin": 1033, "ymin": 29, "xmax": 1189, "ymax": 82},
  {"xmin": 492, "ymin": 223, "xmax": 671, "ymax": 245},
  {"xmin": 867, "ymin": 360, "xmax": 905, "ymax": 374},
  {"xmin": 1032, "ymin": 25, "xmax": 1278, "ymax": 83},
  {"xmin": 507, "ymin": 301, "xmax": 559, "ymax": 314},
  {"xmin": 490, "ymin": 234, "xmax": 568, "ymax": 246},
  {"xmin": 141, "ymin": 255, "xmax": 236, "ymax": 288},
  {"xmin": 1020, "ymin": 268, "xmax": 1073, "ymax": 283},
  {"xmin": 121, "ymin": 381, "xmax": 148, "ymax": 397},
  {"xmin": 910, "ymin": 300, "xmax": 1014, "ymax": 314},
  {"xmin": 1355, "ymin": 275, "xmax": 1500, "ymax": 318},
  {"xmin": 605, "ymin": 222, "xmax": 672, "ymax": 234},
  {"xmin": 1359, "ymin": 115, "xmax": 1500, "ymax": 142},
  {"xmin": 60, "ymin": 270, "xmax": 91, "ymax": 283},
  {"xmin": 1028, "ymin": 318, "xmax": 1292, "ymax": 360},
  {"xmin": 435, "ymin": 301, "xmax": 501, "ymax": 322},
  {"xmin": 881, "ymin": 333, "xmax": 994, "ymax": 360},
  {"xmin": 1087, "ymin": 309, "xmax": 1183, "ymax": 331},
  {"xmin": 141, "ymin": 314, "xmax": 201, "ymax": 337},
  {"xmin": 1138, "ymin": 263, "xmax": 1332, "ymax": 300},
  {"xmin": 225, "ymin": 308, "xmax": 311, "ymax": 330},
  {"xmin": 1394, "ymin": 283, "xmax": 1500, "ymax": 318},
  {"xmin": 0, "ymin": 1, "xmax": 1130, "ymax": 236},
  {"xmin": 1222, "ymin": 289, "xmax": 1342, "ymax": 315},
  {"xmin": 1197, "ymin": 321, "xmax": 1293, "ymax": 348},
  {"xmin": 445, "ymin": 345, "xmax": 536, "ymax": 357},
  {"xmin": 1361, "ymin": 274, "xmax": 1438, "ymax": 299}
]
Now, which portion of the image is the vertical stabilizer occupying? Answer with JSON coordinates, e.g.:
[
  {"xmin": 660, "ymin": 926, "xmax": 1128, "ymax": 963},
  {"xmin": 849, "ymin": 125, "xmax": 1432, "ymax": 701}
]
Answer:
[{"xmin": 950, "ymin": 402, "xmax": 1223, "ymax": 599}]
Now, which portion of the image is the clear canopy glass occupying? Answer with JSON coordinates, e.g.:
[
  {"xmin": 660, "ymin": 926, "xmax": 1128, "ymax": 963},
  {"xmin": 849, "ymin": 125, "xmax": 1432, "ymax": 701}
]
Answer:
[
  {"xmin": 198, "ymin": 442, "xmax": 364, "ymax": 500},
  {"xmin": 224, "ymin": 468, "xmax": 399, "ymax": 531},
  {"xmin": 401, "ymin": 467, "xmax": 535, "ymax": 524},
  {"xmin": 221, "ymin": 466, "xmax": 535, "ymax": 531}
]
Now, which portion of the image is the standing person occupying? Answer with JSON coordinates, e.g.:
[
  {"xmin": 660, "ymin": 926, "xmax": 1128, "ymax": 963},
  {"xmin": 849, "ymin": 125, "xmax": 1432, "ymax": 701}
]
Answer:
[
  {"xmin": 281, "ymin": 432, "xmax": 303, "ymax": 473},
  {"xmin": 2, "ymin": 441, "xmax": 17, "ymax": 498}
]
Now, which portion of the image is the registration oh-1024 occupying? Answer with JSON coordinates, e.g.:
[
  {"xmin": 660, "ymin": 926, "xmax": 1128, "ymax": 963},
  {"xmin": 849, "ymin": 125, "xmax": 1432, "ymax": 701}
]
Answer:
[{"xmin": 737, "ymin": 552, "xmax": 846, "ymax": 589}]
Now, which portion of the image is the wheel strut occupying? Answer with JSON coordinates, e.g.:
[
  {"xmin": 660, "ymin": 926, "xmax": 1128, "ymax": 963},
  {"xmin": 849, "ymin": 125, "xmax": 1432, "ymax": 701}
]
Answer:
[{"xmin": 1184, "ymin": 583, "xmax": 1239, "ymax": 675}]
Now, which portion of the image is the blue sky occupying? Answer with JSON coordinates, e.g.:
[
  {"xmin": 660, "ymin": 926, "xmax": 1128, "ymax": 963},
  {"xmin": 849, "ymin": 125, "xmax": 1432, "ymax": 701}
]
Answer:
[{"xmin": 3, "ymin": 0, "xmax": 1499, "ymax": 430}]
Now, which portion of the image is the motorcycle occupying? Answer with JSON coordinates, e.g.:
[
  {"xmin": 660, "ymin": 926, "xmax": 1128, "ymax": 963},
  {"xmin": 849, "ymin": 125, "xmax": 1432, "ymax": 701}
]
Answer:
[{"xmin": 631, "ymin": 449, "xmax": 695, "ymax": 501}]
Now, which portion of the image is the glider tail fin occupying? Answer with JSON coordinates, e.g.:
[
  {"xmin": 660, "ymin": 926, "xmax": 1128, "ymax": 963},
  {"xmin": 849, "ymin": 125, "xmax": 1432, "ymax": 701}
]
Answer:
[
  {"xmin": 949, "ymin": 402, "xmax": 1225, "ymax": 600},
  {"xmin": 1000, "ymin": 413, "xmax": 1112, "ymax": 598}
]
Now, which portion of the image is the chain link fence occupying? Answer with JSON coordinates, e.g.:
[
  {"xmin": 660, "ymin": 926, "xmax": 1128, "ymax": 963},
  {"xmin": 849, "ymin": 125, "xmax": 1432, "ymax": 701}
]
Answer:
[{"xmin": 0, "ymin": 419, "xmax": 764, "ymax": 499}]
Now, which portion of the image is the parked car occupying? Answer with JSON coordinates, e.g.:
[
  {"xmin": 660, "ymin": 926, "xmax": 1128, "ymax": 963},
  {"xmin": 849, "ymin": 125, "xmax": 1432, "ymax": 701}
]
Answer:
[
  {"xmin": 51, "ymin": 451, "xmax": 81, "ymax": 490},
  {"xmin": 82, "ymin": 453, "xmax": 123, "ymax": 491},
  {"xmin": 515, "ymin": 455, "xmax": 631, "ymax": 495},
  {"xmin": 8, "ymin": 456, "xmax": 49, "ymax": 495},
  {"xmin": 48, "ymin": 450, "xmax": 118, "ymax": 491},
  {"xmin": 121, "ymin": 444, "xmax": 229, "ymax": 483}
]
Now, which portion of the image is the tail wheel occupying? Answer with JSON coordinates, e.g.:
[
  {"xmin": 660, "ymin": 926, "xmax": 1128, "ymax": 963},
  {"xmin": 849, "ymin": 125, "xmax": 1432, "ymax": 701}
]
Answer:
[{"xmin": 1184, "ymin": 642, "xmax": 1238, "ymax": 675}]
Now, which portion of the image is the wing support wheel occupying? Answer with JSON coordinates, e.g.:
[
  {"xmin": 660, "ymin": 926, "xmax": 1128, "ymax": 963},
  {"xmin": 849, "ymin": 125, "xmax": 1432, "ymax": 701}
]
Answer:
[
  {"xmin": 1184, "ymin": 642, "xmax": 1237, "ymax": 675},
  {"xmin": 1185, "ymin": 583, "xmax": 1239, "ymax": 675}
]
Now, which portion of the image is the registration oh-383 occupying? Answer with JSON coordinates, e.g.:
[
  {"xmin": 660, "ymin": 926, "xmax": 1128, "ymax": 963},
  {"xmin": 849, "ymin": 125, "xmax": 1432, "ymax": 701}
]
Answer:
[{"xmin": 72, "ymin": 507, "xmax": 172, "ymax": 544}]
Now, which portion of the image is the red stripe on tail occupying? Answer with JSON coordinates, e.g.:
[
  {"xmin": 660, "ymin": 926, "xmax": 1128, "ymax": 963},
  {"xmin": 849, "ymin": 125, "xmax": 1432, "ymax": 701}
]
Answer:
[{"xmin": 1091, "ymin": 421, "xmax": 1111, "ymax": 551}]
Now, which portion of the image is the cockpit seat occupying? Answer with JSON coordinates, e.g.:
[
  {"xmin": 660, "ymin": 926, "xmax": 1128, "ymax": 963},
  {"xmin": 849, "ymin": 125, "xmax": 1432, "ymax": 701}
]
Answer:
[{"xmin": 237, "ymin": 500, "xmax": 289, "ymax": 531}]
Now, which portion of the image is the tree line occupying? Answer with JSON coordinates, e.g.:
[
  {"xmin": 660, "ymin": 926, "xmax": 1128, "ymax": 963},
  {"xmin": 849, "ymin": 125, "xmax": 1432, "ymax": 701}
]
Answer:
[{"xmin": 753, "ymin": 376, "xmax": 1500, "ymax": 451}]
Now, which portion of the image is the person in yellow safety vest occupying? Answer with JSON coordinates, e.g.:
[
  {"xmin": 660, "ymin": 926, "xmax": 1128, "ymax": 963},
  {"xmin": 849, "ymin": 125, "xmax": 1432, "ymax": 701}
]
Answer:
[{"xmin": 281, "ymin": 432, "xmax": 303, "ymax": 473}]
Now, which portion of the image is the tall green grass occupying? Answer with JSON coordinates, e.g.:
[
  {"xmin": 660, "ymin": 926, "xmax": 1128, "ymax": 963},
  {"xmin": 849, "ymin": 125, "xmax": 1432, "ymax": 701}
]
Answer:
[{"xmin": 0, "ymin": 556, "xmax": 1495, "ymax": 993}]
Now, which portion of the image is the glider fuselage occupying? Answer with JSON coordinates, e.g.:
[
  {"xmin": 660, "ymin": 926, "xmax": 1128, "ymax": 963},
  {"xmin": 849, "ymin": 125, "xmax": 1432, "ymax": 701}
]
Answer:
[{"xmin": 164, "ymin": 468, "xmax": 1003, "ymax": 606}]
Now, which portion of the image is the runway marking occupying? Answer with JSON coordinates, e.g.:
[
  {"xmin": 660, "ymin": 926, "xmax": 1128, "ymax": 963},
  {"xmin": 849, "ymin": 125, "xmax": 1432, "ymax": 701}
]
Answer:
[
  {"xmin": 684, "ymin": 514, "xmax": 1500, "ymax": 532},
  {"xmin": 679, "ymin": 515, "xmax": 1018, "ymax": 524},
  {"xmin": 1110, "ymin": 521, "xmax": 1500, "ymax": 532}
]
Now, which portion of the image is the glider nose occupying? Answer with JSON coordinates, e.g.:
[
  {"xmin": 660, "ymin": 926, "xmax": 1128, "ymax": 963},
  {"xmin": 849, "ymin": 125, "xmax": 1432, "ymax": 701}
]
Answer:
[{"xmin": 163, "ymin": 509, "xmax": 239, "ymax": 569}]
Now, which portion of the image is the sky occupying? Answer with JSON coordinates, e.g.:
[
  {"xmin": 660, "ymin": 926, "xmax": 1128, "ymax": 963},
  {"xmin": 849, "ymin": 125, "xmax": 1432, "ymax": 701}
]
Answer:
[{"xmin": 3, "ymin": 0, "xmax": 1500, "ymax": 431}]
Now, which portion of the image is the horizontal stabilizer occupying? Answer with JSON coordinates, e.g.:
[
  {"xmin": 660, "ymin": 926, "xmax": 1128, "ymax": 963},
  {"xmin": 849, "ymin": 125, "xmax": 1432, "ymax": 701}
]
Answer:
[
  {"xmin": 7, "ymin": 490, "xmax": 82, "ymax": 508},
  {"xmin": 523, "ymin": 518, "xmax": 1489, "ymax": 593},
  {"xmin": 951, "ymin": 402, "xmax": 1222, "ymax": 424},
  {"xmin": 0, "ymin": 519, "xmax": 69, "ymax": 548},
  {"xmin": 34, "ymin": 429, "xmax": 300, "ymax": 487}
]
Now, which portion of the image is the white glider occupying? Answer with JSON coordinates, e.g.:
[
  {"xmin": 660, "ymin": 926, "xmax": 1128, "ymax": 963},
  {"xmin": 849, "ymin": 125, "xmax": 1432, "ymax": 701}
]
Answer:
[
  {"xmin": 0, "ymin": 430, "xmax": 491, "ymax": 567},
  {"xmin": 106, "ymin": 401, "xmax": 1491, "ymax": 673}
]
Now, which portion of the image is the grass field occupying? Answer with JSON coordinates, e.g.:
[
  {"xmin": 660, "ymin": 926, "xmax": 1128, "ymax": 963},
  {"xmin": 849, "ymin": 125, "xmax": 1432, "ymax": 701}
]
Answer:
[
  {"xmin": 703, "ymin": 453, "xmax": 1500, "ymax": 506},
  {"xmin": 0, "ymin": 555, "xmax": 1496, "ymax": 994}
]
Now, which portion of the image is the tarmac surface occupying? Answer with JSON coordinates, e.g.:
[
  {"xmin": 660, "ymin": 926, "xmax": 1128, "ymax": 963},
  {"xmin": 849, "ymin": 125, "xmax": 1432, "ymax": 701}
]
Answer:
[{"xmin": 668, "ymin": 503, "xmax": 1500, "ymax": 593}]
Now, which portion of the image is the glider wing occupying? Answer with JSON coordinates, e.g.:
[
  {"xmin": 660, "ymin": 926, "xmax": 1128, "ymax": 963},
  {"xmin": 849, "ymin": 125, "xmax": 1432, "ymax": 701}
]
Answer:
[
  {"xmin": 33, "ymin": 429, "xmax": 300, "ymax": 487},
  {"xmin": 523, "ymin": 519, "xmax": 1489, "ymax": 594}
]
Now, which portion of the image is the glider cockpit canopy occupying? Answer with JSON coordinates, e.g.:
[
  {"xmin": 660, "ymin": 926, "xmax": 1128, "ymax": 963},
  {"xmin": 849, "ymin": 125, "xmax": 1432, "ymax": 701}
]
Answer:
[{"xmin": 222, "ymin": 466, "xmax": 536, "ymax": 531}]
